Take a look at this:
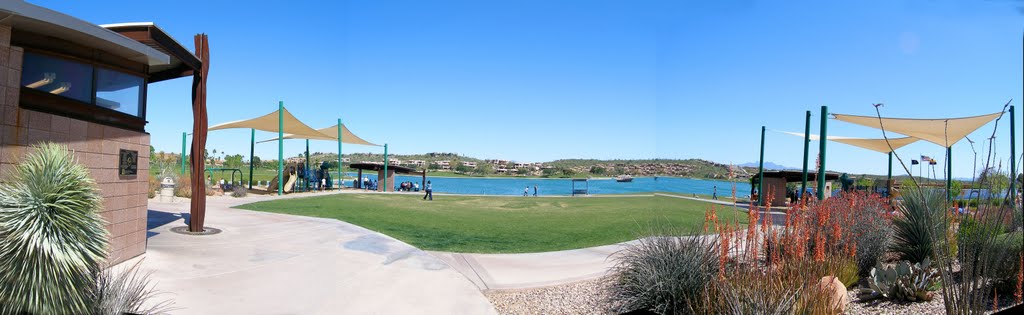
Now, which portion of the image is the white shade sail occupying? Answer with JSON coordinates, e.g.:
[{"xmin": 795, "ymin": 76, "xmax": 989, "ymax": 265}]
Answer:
[
  {"xmin": 208, "ymin": 107, "xmax": 326, "ymax": 138},
  {"xmin": 831, "ymin": 112, "xmax": 1002, "ymax": 147},
  {"xmin": 780, "ymin": 131, "xmax": 919, "ymax": 154},
  {"xmin": 258, "ymin": 123, "xmax": 380, "ymax": 146}
]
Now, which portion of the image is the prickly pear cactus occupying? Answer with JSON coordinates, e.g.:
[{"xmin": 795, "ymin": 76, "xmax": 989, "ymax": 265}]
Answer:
[{"xmin": 861, "ymin": 258, "xmax": 937, "ymax": 302}]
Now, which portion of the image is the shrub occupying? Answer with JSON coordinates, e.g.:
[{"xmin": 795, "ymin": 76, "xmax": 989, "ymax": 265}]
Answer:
[
  {"xmin": 891, "ymin": 187, "xmax": 944, "ymax": 263},
  {"xmin": 988, "ymin": 232, "xmax": 1023, "ymax": 292},
  {"xmin": 0, "ymin": 143, "xmax": 108, "ymax": 314},
  {"xmin": 607, "ymin": 232, "xmax": 719, "ymax": 314},
  {"xmin": 148, "ymin": 175, "xmax": 160, "ymax": 199},
  {"xmin": 231, "ymin": 186, "xmax": 247, "ymax": 198},
  {"xmin": 173, "ymin": 174, "xmax": 192, "ymax": 198}
]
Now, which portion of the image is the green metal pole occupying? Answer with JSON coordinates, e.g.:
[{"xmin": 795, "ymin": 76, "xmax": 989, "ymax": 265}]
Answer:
[
  {"xmin": 305, "ymin": 139, "xmax": 310, "ymax": 192},
  {"xmin": 1009, "ymin": 105, "xmax": 1016, "ymax": 204},
  {"xmin": 181, "ymin": 132, "xmax": 186, "ymax": 175},
  {"xmin": 947, "ymin": 146, "xmax": 952, "ymax": 201},
  {"xmin": 758, "ymin": 126, "xmax": 765, "ymax": 206},
  {"xmin": 801, "ymin": 110, "xmax": 811, "ymax": 199},
  {"xmin": 278, "ymin": 101, "xmax": 284, "ymax": 196},
  {"xmin": 817, "ymin": 105, "xmax": 828, "ymax": 200},
  {"xmin": 344, "ymin": 118, "xmax": 348, "ymax": 188},
  {"xmin": 249, "ymin": 128, "xmax": 255, "ymax": 190},
  {"xmin": 383, "ymin": 144, "xmax": 389, "ymax": 192},
  {"xmin": 887, "ymin": 151, "xmax": 893, "ymax": 197}
]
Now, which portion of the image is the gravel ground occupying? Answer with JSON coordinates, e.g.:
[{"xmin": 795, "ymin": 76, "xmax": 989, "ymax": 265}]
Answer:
[
  {"xmin": 844, "ymin": 290, "xmax": 946, "ymax": 315},
  {"xmin": 484, "ymin": 277, "xmax": 613, "ymax": 315}
]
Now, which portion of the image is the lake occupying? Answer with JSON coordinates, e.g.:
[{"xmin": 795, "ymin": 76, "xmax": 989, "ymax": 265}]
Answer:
[{"xmin": 342, "ymin": 173, "xmax": 748, "ymax": 197}]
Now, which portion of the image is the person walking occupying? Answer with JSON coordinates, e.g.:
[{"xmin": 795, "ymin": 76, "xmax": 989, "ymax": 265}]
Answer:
[
  {"xmin": 712, "ymin": 185, "xmax": 718, "ymax": 200},
  {"xmin": 523, "ymin": 186, "xmax": 529, "ymax": 196},
  {"xmin": 533, "ymin": 185, "xmax": 538, "ymax": 197},
  {"xmin": 423, "ymin": 180, "xmax": 433, "ymax": 201}
]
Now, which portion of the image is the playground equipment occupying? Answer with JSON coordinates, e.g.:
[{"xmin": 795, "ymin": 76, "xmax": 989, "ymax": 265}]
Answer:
[
  {"xmin": 268, "ymin": 164, "xmax": 299, "ymax": 194},
  {"xmin": 205, "ymin": 168, "xmax": 243, "ymax": 186}
]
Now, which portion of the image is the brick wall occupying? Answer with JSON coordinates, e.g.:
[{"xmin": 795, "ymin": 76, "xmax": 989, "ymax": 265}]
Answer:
[{"xmin": 0, "ymin": 25, "xmax": 150, "ymax": 266}]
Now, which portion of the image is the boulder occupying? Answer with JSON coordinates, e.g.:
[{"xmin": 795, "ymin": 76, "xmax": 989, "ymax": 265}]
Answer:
[{"xmin": 817, "ymin": 276, "xmax": 850, "ymax": 313}]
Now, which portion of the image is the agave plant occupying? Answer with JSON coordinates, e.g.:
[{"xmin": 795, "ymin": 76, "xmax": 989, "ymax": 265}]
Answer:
[
  {"xmin": 861, "ymin": 258, "xmax": 939, "ymax": 302},
  {"xmin": 0, "ymin": 143, "xmax": 108, "ymax": 314}
]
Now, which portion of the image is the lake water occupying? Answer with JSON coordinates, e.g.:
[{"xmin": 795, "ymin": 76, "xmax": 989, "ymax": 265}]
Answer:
[{"xmin": 342, "ymin": 173, "xmax": 748, "ymax": 197}]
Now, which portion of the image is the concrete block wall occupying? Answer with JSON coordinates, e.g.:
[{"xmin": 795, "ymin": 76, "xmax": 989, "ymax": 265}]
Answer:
[{"xmin": 0, "ymin": 25, "xmax": 150, "ymax": 266}]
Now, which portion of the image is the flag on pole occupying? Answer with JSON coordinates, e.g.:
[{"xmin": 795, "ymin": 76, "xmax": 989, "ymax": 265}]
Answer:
[
  {"xmin": 928, "ymin": 159, "xmax": 937, "ymax": 165},
  {"xmin": 911, "ymin": 159, "xmax": 920, "ymax": 165},
  {"xmin": 921, "ymin": 155, "xmax": 931, "ymax": 161}
]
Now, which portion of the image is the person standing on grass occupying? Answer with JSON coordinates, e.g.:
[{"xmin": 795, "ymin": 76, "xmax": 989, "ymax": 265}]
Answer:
[
  {"xmin": 524, "ymin": 186, "xmax": 529, "ymax": 196},
  {"xmin": 423, "ymin": 180, "xmax": 433, "ymax": 201},
  {"xmin": 533, "ymin": 185, "xmax": 538, "ymax": 197},
  {"xmin": 712, "ymin": 186, "xmax": 718, "ymax": 200}
]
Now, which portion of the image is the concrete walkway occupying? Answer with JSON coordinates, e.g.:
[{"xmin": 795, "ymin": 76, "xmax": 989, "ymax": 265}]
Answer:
[{"xmin": 133, "ymin": 191, "xmax": 496, "ymax": 314}]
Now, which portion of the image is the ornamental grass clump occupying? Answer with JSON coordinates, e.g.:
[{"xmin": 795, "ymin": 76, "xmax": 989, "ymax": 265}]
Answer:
[
  {"xmin": 607, "ymin": 226, "xmax": 720, "ymax": 315},
  {"xmin": 891, "ymin": 186, "xmax": 944, "ymax": 264},
  {"xmin": 0, "ymin": 143, "xmax": 108, "ymax": 314}
]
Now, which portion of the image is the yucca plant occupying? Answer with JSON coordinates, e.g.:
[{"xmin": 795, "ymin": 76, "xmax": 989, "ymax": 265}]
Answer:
[
  {"xmin": 0, "ymin": 143, "xmax": 108, "ymax": 314},
  {"xmin": 891, "ymin": 186, "xmax": 944, "ymax": 263}
]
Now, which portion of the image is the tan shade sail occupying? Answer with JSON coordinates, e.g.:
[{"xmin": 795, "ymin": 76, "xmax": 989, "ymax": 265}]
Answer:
[
  {"xmin": 257, "ymin": 123, "xmax": 380, "ymax": 146},
  {"xmin": 831, "ymin": 112, "xmax": 1002, "ymax": 147},
  {"xmin": 780, "ymin": 131, "xmax": 919, "ymax": 154},
  {"xmin": 208, "ymin": 107, "xmax": 326, "ymax": 138}
]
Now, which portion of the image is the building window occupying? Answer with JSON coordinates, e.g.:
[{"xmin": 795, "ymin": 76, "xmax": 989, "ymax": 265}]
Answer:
[
  {"xmin": 20, "ymin": 52, "xmax": 93, "ymax": 104},
  {"xmin": 96, "ymin": 68, "xmax": 144, "ymax": 117},
  {"xmin": 20, "ymin": 52, "xmax": 146, "ymax": 119}
]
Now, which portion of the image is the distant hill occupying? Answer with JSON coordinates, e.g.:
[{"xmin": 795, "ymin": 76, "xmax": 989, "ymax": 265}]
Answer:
[{"xmin": 739, "ymin": 162, "xmax": 795, "ymax": 170}]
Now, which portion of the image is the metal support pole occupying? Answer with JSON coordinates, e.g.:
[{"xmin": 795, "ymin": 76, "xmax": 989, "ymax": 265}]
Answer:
[
  {"xmin": 817, "ymin": 105, "xmax": 828, "ymax": 200},
  {"xmin": 181, "ymin": 132, "xmax": 187, "ymax": 175},
  {"xmin": 344, "ymin": 119, "xmax": 348, "ymax": 189},
  {"xmin": 305, "ymin": 139, "xmax": 310, "ymax": 192},
  {"xmin": 277, "ymin": 101, "xmax": 284, "ymax": 196},
  {"xmin": 801, "ymin": 110, "xmax": 811, "ymax": 199},
  {"xmin": 249, "ymin": 128, "xmax": 255, "ymax": 190},
  {"xmin": 947, "ymin": 146, "xmax": 952, "ymax": 201},
  {"xmin": 1010, "ymin": 105, "xmax": 1016, "ymax": 205},
  {"xmin": 758, "ymin": 126, "xmax": 765, "ymax": 206},
  {"xmin": 383, "ymin": 144, "xmax": 389, "ymax": 192},
  {"xmin": 887, "ymin": 151, "xmax": 893, "ymax": 197}
]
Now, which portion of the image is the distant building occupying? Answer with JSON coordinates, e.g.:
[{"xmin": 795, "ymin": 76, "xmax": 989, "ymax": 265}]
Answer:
[
  {"xmin": 407, "ymin": 160, "xmax": 425, "ymax": 166},
  {"xmin": 462, "ymin": 161, "xmax": 477, "ymax": 168},
  {"xmin": 389, "ymin": 160, "xmax": 401, "ymax": 166},
  {"xmin": 513, "ymin": 162, "xmax": 530, "ymax": 168}
]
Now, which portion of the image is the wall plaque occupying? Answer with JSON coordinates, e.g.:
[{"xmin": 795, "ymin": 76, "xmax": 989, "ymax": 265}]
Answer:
[{"xmin": 119, "ymin": 149, "xmax": 138, "ymax": 176}]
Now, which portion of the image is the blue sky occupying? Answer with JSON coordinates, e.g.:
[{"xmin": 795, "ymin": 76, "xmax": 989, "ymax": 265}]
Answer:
[{"xmin": 33, "ymin": 0, "xmax": 1023, "ymax": 179}]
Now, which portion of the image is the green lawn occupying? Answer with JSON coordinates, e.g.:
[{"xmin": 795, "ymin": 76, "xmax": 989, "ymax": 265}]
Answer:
[{"xmin": 235, "ymin": 194, "xmax": 747, "ymax": 253}]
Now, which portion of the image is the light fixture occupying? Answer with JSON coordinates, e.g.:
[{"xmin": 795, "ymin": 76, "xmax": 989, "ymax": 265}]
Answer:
[
  {"xmin": 50, "ymin": 82, "xmax": 70, "ymax": 95},
  {"xmin": 25, "ymin": 72, "xmax": 55, "ymax": 88}
]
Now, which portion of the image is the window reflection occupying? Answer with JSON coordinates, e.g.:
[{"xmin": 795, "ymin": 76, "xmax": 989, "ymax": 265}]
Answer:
[
  {"xmin": 20, "ymin": 52, "xmax": 146, "ymax": 118},
  {"xmin": 96, "ymin": 68, "xmax": 143, "ymax": 117},
  {"xmin": 20, "ymin": 53, "xmax": 93, "ymax": 103}
]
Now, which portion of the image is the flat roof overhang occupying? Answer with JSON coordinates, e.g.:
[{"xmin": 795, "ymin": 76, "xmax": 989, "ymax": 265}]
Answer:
[
  {"xmin": 349, "ymin": 163, "xmax": 421, "ymax": 174},
  {"xmin": 758, "ymin": 170, "xmax": 841, "ymax": 183},
  {"xmin": 102, "ymin": 23, "xmax": 202, "ymax": 83}
]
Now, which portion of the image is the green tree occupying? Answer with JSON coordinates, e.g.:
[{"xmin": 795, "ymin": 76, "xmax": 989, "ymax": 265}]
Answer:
[
  {"xmin": 251, "ymin": 155, "xmax": 261, "ymax": 166},
  {"xmin": 590, "ymin": 166, "xmax": 606, "ymax": 175},
  {"xmin": 224, "ymin": 154, "xmax": 245, "ymax": 169},
  {"xmin": 978, "ymin": 167, "xmax": 1009, "ymax": 193}
]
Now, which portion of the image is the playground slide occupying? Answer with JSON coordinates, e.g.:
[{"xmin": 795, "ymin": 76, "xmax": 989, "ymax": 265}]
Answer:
[{"xmin": 283, "ymin": 172, "xmax": 298, "ymax": 193}]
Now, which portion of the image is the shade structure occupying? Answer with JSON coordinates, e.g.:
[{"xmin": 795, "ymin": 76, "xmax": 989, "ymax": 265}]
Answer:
[
  {"xmin": 256, "ymin": 123, "xmax": 379, "ymax": 146},
  {"xmin": 831, "ymin": 112, "xmax": 1002, "ymax": 147},
  {"xmin": 208, "ymin": 107, "xmax": 326, "ymax": 138},
  {"xmin": 780, "ymin": 131, "xmax": 919, "ymax": 154}
]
